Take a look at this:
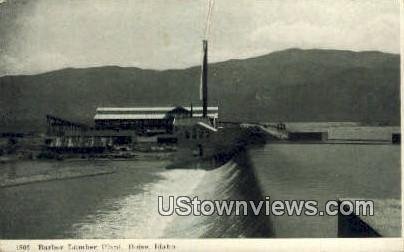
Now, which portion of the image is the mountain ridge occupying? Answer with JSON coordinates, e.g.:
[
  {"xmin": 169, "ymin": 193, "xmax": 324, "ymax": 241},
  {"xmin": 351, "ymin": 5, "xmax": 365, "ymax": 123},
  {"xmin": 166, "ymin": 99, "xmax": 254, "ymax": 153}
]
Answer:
[
  {"xmin": 1, "ymin": 48, "xmax": 398, "ymax": 78},
  {"xmin": 0, "ymin": 48, "xmax": 400, "ymax": 131}
]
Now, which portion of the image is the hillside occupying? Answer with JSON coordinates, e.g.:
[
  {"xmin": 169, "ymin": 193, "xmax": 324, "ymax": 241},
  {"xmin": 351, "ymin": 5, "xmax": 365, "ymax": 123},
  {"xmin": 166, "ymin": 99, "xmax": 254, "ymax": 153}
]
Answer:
[{"xmin": 0, "ymin": 48, "xmax": 400, "ymax": 131}]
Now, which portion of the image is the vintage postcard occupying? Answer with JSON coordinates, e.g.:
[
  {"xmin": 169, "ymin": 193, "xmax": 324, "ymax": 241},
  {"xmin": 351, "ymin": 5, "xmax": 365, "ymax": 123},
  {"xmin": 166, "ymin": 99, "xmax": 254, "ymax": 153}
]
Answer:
[{"xmin": 0, "ymin": 0, "xmax": 402, "ymax": 251}]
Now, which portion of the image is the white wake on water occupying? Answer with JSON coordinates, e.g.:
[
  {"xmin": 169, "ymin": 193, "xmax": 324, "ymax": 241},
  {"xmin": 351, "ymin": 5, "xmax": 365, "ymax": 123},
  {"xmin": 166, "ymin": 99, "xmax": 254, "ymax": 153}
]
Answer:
[
  {"xmin": 73, "ymin": 167, "xmax": 209, "ymax": 238},
  {"xmin": 71, "ymin": 159, "xmax": 263, "ymax": 238}
]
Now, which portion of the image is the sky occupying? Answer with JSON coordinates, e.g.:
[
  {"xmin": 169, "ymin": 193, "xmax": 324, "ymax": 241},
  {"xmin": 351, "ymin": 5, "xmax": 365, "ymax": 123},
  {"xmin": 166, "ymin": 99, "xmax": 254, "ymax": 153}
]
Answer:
[{"xmin": 0, "ymin": 0, "xmax": 401, "ymax": 76}]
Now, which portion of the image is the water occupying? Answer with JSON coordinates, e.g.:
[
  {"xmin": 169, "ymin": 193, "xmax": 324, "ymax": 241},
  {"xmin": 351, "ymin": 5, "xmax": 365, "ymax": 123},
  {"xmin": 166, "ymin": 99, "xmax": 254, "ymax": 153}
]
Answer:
[
  {"xmin": 249, "ymin": 143, "xmax": 401, "ymax": 237},
  {"xmin": 0, "ymin": 156, "xmax": 269, "ymax": 239},
  {"xmin": 0, "ymin": 143, "xmax": 400, "ymax": 238},
  {"xmin": 0, "ymin": 160, "xmax": 166, "ymax": 239}
]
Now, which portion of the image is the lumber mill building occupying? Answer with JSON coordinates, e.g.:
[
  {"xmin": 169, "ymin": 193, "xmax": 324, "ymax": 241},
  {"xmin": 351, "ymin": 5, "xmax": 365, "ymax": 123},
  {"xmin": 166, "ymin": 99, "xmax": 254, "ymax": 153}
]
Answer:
[
  {"xmin": 94, "ymin": 106, "xmax": 219, "ymax": 134},
  {"xmin": 45, "ymin": 106, "xmax": 219, "ymax": 152}
]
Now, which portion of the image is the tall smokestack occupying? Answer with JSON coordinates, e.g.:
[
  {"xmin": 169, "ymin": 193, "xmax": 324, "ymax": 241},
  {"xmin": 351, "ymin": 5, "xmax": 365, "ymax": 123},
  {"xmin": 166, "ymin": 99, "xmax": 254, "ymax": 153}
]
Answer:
[{"xmin": 202, "ymin": 40, "xmax": 208, "ymax": 118}]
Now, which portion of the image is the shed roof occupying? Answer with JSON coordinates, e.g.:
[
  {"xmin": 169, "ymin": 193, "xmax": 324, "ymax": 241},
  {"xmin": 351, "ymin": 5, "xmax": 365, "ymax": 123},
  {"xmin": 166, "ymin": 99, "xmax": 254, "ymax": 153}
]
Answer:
[
  {"xmin": 94, "ymin": 114, "xmax": 167, "ymax": 120},
  {"xmin": 97, "ymin": 106, "xmax": 218, "ymax": 112},
  {"xmin": 94, "ymin": 113, "xmax": 218, "ymax": 120}
]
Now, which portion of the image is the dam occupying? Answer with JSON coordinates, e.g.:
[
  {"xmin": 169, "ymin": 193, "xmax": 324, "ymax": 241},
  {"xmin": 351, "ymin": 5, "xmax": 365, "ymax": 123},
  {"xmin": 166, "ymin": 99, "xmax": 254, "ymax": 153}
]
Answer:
[{"xmin": 0, "ymin": 139, "xmax": 400, "ymax": 238}]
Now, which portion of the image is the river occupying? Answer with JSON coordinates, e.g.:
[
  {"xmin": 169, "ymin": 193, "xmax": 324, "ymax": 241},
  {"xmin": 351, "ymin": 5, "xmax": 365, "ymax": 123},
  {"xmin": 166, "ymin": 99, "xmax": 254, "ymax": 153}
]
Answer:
[{"xmin": 0, "ymin": 143, "xmax": 400, "ymax": 238}]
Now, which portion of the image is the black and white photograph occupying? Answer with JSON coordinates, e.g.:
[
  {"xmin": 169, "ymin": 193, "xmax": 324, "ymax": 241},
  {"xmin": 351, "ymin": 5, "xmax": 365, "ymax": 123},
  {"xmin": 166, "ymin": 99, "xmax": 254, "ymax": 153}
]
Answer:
[{"xmin": 0, "ymin": 0, "xmax": 402, "ymax": 250}]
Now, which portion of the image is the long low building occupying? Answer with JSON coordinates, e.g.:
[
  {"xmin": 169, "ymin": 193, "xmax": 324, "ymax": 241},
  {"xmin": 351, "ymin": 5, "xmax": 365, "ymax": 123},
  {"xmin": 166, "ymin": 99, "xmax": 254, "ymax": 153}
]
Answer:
[{"xmin": 94, "ymin": 106, "xmax": 219, "ymax": 134}]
